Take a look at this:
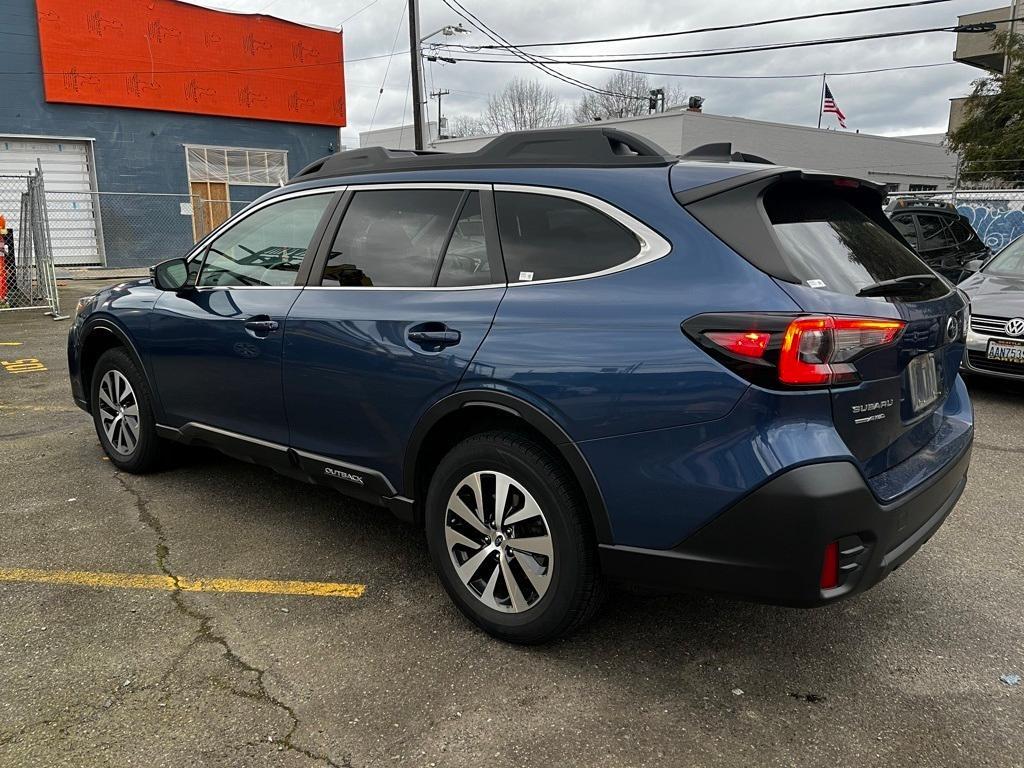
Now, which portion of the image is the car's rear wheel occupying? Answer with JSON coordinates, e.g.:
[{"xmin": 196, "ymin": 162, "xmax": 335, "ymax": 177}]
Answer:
[
  {"xmin": 91, "ymin": 347, "xmax": 163, "ymax": 473},
  {"xmin": 425, "ymin": 430, "xmax": 603, "ymax": 643}
]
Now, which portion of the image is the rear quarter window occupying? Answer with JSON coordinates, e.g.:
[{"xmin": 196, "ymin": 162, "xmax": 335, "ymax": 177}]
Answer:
[
  {"xmin": 764, "ymin": 187, "xmax": 947, "ymax": 300},
  {"xmin": 891, "ymin": 214, "xmax": 918, "ymax": 248},
  {"xmin": 495, "ymin": 192, "xmax": 640, "ymax": 282}
]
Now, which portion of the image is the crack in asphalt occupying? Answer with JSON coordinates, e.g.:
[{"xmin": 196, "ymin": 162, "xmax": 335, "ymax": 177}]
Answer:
[
  {"xmin": 973, "ymin": 441, "xmax": 1024, "ymax": 455},
  {"xmin": 0, "ymin": 718, "xmax": 59, "ymax": 749},
  {"xmin": 115, "ymin": 472, "xmax": 350, "ymax": 768}
]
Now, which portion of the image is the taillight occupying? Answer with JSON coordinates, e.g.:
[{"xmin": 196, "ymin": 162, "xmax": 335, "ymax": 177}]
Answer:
[
  {"xmin": 778, "ymin": 316, "xmax": 904, "ymax": 386},
  {"xmin": 703, "ymin": 331, "xmax": 771, "ymax": 358},
  {"xmin": 683, "ymin": 313, "xmax": 905, "ymax": 389}
]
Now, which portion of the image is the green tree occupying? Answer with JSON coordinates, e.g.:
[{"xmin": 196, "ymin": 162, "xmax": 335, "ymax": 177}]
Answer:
[{"xmin": 948, "ymin": 31, "xmax": 1024, "ymax": 187}]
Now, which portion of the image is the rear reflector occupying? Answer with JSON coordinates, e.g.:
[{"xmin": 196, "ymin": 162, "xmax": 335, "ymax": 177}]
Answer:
[
  {"xmin": 820, "ymin": 541, "xmax": 839, "ymax": 590},
  {"xmin": 704, "ymin": 330, "xmax": 770, "ymax": 358}
]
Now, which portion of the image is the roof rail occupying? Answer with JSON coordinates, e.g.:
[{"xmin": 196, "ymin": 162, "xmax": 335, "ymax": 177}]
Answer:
[
  {"xmin": 680, "ymin": 143, "xmax": 774, "ymax": 165},
  {"xmin": 289, "ymin": 127, "xmax": 675, "ymax": 183}
]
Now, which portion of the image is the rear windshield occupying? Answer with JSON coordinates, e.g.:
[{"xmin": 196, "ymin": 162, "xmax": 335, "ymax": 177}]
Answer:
[{"xmin": 764, "ymin": 189, "xmax": 948, "ymax": 300}]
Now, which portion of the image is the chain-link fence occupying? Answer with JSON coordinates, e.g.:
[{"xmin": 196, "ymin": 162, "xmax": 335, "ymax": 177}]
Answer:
[
  {"xmin": 0, "ymin": 172, "xmax": 61, "ymax": 317},
  {"xmin": 888, "ymin": 188, "xmax": 1024, "ymax": 253},
  {"xmin": 38, "ymin": 189, "xmax": 250, "ymax": 269}
]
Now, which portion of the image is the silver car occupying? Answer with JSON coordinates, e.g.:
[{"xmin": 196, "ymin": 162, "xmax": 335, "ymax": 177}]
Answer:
[{"xmin": 960, "ymin": 235, "xmax": 1024, "ymax": 380}]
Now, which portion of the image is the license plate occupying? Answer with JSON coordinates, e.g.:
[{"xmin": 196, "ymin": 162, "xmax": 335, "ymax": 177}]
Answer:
[
  {"xmin": 908, "ymin": 352, "xmax": 939, "ymax": 412},
  {"xmin": 987, "ymin": 338, "xmax": 1024, "ymax": 364}
]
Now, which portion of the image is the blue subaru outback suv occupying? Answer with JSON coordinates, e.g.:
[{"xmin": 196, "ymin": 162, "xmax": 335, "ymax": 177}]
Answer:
[{"xmin": 69, "ymin": 128, "xmax": 973, "ymax": 643}]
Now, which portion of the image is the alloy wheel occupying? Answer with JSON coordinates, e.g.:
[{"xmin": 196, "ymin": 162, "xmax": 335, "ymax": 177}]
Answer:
[
  {"xmin": 97, "ymin": 370, "xmax": 140, "ymax": 456},
  {"xmin": 444, "ymin": 470, "xmax": 554, "ymax": 613}
]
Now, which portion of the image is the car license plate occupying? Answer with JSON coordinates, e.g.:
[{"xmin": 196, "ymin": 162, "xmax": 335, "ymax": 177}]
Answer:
[
  {"xmin": 987, "ymin": 338, "xmax": 1024, "ymax": 364},
  {"xmin": 908, "ymin": 352, "xmax": 939, "ymax": 412}
]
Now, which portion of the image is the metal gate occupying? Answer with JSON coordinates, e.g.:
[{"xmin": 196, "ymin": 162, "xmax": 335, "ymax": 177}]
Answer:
[{"xmin": 0, "ymin": 170, "xmax": 62, "ymax": 318}]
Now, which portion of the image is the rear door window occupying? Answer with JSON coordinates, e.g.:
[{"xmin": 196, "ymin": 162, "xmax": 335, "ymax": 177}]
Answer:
[
  {"xmin": 915, "ymin": 214, "xmax": 957, "ymax": 253},
  {"xmin": 764, "ymin": 188, "xmax": 946, "ymax": 299},
  {"xmin": 495, "ymin": 192, "xmax": 640, "ymax": 282},
  {"xmin": 321, "ymin": 189, "xmax": 463, "ymax": 287}
]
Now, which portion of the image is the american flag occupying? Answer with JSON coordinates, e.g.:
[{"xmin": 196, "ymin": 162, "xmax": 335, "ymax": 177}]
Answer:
[{"xmin": 822, "ymin": 83, "xmax": 847, "ymax": 129}]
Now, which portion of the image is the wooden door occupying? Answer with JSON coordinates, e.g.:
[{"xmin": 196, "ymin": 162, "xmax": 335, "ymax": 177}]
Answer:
[{"xmin": 190, "ymin": 181, "xmax": 231, "ymax": 241}]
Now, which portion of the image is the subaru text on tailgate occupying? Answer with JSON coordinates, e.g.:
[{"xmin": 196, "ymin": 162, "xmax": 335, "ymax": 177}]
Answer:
[{"xmin": 68, "ymin": 128, "xmax": 973, "ymax": 643}]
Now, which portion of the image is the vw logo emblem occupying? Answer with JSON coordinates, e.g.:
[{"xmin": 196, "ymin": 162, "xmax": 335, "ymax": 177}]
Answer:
[
  {"xmin": 945, "ymin": 315, "xmax": 960, "ymax": 342},
  {"xmin": 1005, "ymin": 318, "xmax": 1024, "ymax": 338}
]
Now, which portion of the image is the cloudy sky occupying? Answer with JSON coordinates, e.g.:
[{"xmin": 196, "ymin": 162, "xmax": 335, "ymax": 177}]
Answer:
[{"xmin": 197, "ymin": 0, "xmax": 1006, "ymax": 145}]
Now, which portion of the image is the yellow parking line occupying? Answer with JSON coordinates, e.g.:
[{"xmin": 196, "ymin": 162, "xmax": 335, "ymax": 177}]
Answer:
[
  {"xmin": 0, "ymin": 568, "xmax": 365, "ymax": 598},
  {"xmin": 0, "ymin": 342, "xmax": 23, "ymax": 346},
  {"xmin": 1, "ymin": 358, "xmax": 47, "ymax": 374}
]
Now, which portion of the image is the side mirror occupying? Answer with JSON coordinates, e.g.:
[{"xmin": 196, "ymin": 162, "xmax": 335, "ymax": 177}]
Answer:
[
  {"xmin": 151, "ymin": 258, "xmax": 191, "ymax": 292},
  {"xmin": 963, "ymin": 259, "xmax": 985, "ymax": 274}
]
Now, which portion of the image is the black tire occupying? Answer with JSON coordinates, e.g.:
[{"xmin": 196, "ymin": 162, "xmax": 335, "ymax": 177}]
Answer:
[
  {"xmin": 90, "ymin": 347, "xmax": 163, "ymax": 474},
  {"xmin": 425, "ymin": 430, "xmax": 604, "ymax": 644}
]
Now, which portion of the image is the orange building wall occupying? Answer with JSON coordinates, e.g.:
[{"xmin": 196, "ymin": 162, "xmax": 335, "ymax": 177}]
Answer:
[{"xmin": 36, "ymin": 0, "xmax": 345, "ymax": 127}]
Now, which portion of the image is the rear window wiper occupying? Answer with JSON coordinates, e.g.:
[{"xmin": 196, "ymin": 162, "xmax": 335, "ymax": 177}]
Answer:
[{"xmin": 855, "ymin": 274, "xmax": 939, "ymax": 298}]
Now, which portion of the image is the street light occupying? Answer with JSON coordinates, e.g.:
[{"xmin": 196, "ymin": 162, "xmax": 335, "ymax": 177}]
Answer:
[{"xmin": 422, "ymin": 23, "xmax": 468, "ymax": 42}]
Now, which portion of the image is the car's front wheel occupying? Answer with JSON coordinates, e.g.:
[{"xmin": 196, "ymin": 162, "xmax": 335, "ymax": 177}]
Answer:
[
  {"xmin": 90, "ymin": 347, "xmax": 163, "ymax": 473},
  {"xmin": 425, "ymin": 431, "xmax": 604, "ymax": 643}
]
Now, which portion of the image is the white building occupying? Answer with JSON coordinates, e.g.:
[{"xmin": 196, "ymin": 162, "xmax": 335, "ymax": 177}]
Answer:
[{"xmin": 361, "ymin": 110, "xmax": 956, "ymax": 193}]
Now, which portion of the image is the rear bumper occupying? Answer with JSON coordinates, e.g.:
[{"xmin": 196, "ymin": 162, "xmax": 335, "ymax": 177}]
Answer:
[{"xmin": 599, "ymin": 438, "xmax": 972, "ymax": 606}]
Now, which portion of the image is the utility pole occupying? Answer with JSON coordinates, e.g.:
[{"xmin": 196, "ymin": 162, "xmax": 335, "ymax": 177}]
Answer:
[
  {"xmin": 431, "ymin": 89, "xmax": 450, "ymax": 142},
  {"xmin": 1005, "ymin": 0, "xmax": 1020, "ymax": 76},
  {"xmin": 407, "ymin": 0, "xmax": 425, "ymax": 150}
]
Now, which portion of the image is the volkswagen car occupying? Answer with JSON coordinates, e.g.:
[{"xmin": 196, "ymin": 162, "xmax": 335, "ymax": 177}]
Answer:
[{"xmin": 961, "ymin": 233, "xmax": 1024, "ymax": 380}]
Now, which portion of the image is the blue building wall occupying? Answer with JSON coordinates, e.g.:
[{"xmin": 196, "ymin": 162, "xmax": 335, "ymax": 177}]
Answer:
[{"xmin": 1, "ymin": 0, "xmax": 339, "ymax": 266}]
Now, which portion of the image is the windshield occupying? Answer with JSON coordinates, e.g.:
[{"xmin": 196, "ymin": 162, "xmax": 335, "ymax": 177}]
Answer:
[{"xmin": 984, "ymin": 236, "xmax": 1024, "ymax": 276}]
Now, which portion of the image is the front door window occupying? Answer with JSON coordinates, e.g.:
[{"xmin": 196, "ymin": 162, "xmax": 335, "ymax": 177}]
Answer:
[{"xmin": 197, "ymin": 194, "xmax": 333, "ymax": 287}]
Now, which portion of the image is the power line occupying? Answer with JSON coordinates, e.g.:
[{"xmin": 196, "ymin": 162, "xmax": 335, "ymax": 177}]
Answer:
[
  {"xmin": 369, "ymin": 0, "xmax": 408, "ymax": 133},
  {"xmin": 439, "ymin": 40, "xmax": 962, "ymax": 81},
  {"xmin": 340, "ymin": 0, "xmax": 385, "ymax": 26},
  {"xmin": 439, "ymin": 0, "xmax": 647, "ymax": 101},
  {"xmin": 522, "ymin": 61, "xmax": 958, "ymax": 81},
  {"xmin": 438, "ymin": 21, "xmax": 1015, "ymax": 65},
  {"xmin": 439, "ymin": 0, "xmax": 632, "ymax": 100},
  {"xmin": 461, "ymin": 0, "xmax": 955, "ymax": 50}
]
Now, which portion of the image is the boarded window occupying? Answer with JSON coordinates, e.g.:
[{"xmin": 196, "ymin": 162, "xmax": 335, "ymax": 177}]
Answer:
[{"xmin": 185, "ymin": 146, "xmax": 288, "ymax": 186}]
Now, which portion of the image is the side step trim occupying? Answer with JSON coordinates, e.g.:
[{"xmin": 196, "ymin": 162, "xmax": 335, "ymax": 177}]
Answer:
[{"xmin": 156, "ymin": 422, "xmax": 405, "ymax": 513}]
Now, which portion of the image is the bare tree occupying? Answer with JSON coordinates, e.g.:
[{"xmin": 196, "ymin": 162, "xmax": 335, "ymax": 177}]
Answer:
[
  {"xmin": 447, "ymin": 114, "xmax": 490, "ymax": 138},
  {"xmin": 484, "ymin": 77, "xmax": 567, "ymax": 132},
  {"xmin": 572, "ymin": 71, "xmax": 685, "ymax": 122}
]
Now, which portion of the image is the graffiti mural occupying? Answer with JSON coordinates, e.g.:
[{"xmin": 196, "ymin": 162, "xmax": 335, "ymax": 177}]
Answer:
[{"xmin": 955, "ymin": 195, "xmax": 1024, "ymax": 252}]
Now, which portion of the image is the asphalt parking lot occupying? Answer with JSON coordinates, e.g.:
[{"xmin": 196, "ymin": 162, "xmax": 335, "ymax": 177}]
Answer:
[{"xmin": 1, "ymin": 283, "xmax": 1022, "ymax": 768}]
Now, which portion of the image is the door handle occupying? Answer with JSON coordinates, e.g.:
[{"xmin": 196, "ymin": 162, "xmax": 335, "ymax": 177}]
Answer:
[
  {"xmin": 244, "ymin": 317, "xmax": 279, "ymax": 338},
  {"xmin": 408, "ymin": 325, "xmax": 461, "ymax": 348}
]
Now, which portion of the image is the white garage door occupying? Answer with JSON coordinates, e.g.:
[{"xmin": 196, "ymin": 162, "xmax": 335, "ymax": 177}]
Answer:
[{"xmin": 0, "ymin": 137, "xmax": 103, "ymax": 266}]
